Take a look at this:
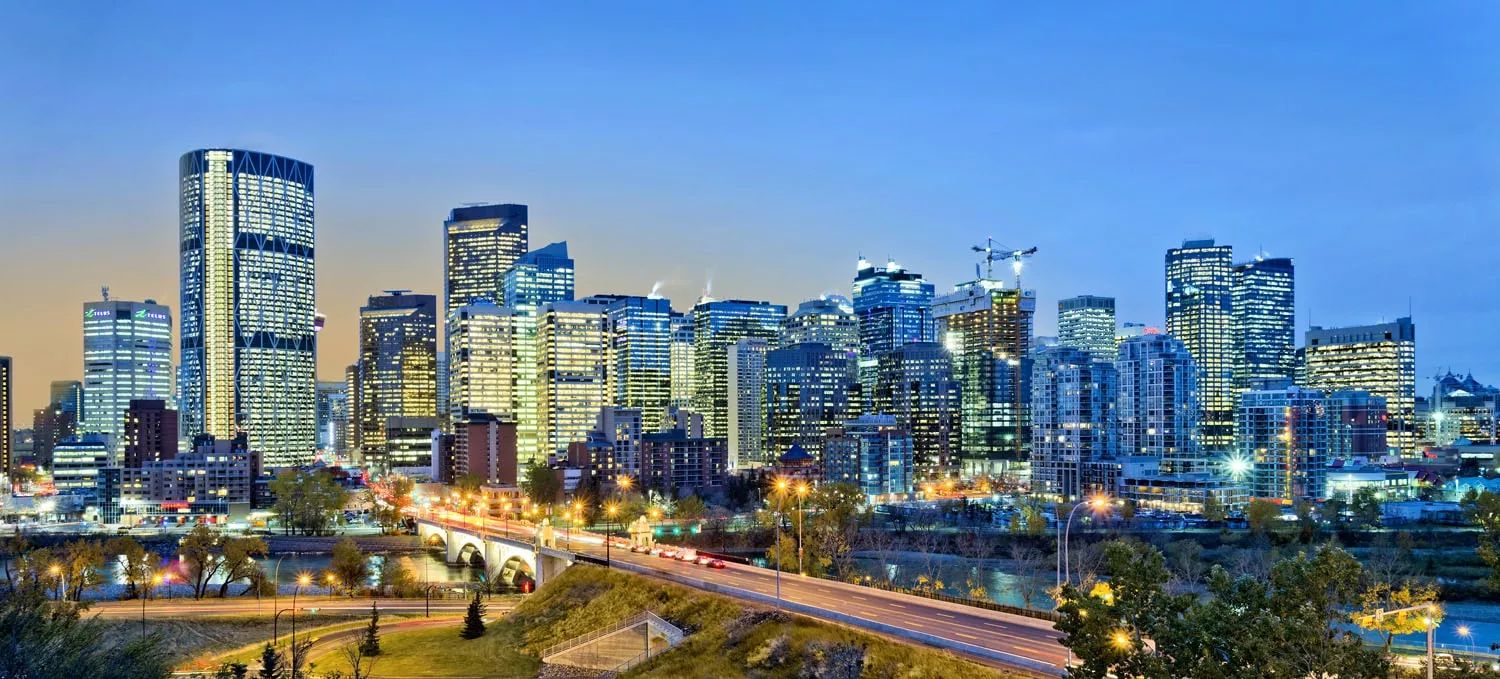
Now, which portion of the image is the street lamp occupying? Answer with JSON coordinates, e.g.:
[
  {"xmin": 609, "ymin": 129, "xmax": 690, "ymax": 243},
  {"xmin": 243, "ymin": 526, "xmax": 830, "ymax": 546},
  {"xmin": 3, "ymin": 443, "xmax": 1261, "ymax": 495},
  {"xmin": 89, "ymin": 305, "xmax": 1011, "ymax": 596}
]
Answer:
[
  {"xmin": 141, "ymin": 572, "xmax": 162, "ymax": 640},
  {"xmin": 325, "ymin": 572, "xmax": 339, "ymax": 597},
  {"xmin": 292, "ymin": 573, "xmax": 311, "ymax": 648},
  {"xmin": 773, "ymin": 477, "xmax": 789, "ymax": 607},
  {"xmin": 794, "ymin": 482, "xmax": 810, "ymax": 575},
  {"xmin": 1058, "ymin": 495, "xmax": 1110, "ymax": 588},
  {"xmin": 605, "ymin": 503, "xmax": 620, "ymax": 568},
  {"xmin": 48, "ymin": 564, "xmax": 62, "ymax": 601}
]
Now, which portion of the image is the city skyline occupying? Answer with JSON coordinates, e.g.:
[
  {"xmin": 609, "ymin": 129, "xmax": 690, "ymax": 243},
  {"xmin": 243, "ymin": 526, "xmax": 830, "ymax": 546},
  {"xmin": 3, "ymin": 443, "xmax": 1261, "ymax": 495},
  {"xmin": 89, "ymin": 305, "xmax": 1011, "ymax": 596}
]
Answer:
[{"xmin": 3, "ymin": 3, "xmax": 1497, "ymax": 409}]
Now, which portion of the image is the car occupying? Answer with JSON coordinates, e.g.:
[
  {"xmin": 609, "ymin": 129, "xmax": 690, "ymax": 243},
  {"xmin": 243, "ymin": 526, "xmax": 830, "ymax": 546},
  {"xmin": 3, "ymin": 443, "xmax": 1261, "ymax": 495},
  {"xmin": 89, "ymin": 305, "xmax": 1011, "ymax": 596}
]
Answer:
[
  {"xmin": 677, "ymin": 549, "xmax": 697, "ymax": 562},
  {"xmin": 705, "ymin": 559, "xmax": 726, "ymax": 569},
  {"xmin": 648, "ymin": 547, "xmax": 665, "ymax": 556},
  {"xmin": 695, "ymin": 555, "xmax": 713, "ymax": 566},
  {"xmin": 629, "ymin": 545, "xmax": 645, "ymax": 553},
  {"xmin": 660, "ymin": 548, "xmax": 679, "ymax": 559}
]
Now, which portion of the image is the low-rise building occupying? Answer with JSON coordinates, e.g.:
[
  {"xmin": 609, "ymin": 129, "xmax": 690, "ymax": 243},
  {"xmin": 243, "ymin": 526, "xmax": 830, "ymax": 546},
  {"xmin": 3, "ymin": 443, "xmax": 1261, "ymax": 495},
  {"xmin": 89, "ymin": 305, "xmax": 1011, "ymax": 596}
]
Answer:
[
  {"xmin": 118, "ymin": 433, "xmax": 260, "ymax": 526},
  {"xmin": 639, "ymin": 429, "xmax": 728, "ymax": 495},
  {"xmin": 822, "ymin": 415, "xmax": 913, "ymax": 500}
]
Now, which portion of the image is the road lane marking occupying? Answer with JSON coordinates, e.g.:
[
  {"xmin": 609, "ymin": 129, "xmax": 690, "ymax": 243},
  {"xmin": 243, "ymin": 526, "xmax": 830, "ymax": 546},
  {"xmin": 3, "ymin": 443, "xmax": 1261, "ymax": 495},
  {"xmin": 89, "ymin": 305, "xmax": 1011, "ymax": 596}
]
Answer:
[
  {"xmin": 935, "ymin": 612, "xmax": 955, "ymax": 619},
  {"xmin": 954, "ymin": 631, "xmax": 980, "ymax": 640}
]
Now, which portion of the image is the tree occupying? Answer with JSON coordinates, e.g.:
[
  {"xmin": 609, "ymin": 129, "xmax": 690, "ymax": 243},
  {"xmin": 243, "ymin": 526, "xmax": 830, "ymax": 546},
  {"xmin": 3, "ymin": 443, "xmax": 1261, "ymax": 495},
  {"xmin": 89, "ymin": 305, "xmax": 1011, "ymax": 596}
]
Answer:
[
  {"xmin": 673, "ymin": 495, "xmax": 707, "ymax": 523},
  {"xmin": 453, "ymin": 473, "xmax": 485, "ymax": 496},
  {"xmin": 1465, "ymin": 490, "xmax": 1500, "ymax": 587},
  {"xmin": 1322, "ymin": 496, "xmax": 1348, "ymax": 527},
  {"xmin": 460, "ymin": 590, "xmax": 486, "ymax": 639},
  {"xmin": 1357, "ymin": 581, "xmax": 1442, "ymax": 650},
  {"xmin": 521, "ymin": 462, "xmax": 561, "ymax": 509},
  {"xmin": 1164, "ymin": 539, "xmax": 1206, "ymax": 590},
  {"xmin": 379, "ymin": 556, "xmax": 419, "ymax": 597},
  {"xmin": 106, "ymin": 536, "xmax": 156, "ymax": 600},
  {"xmin": 359, "ymin": 601, "xmax": 381, "ymax": 656},
  {"xmin": 270, "ymin": 469, "xmax": 348, "ymax": 536},
  {"xmin": 1, "ymin": 531, "xmax": 31, "ymax": 593},
  {"xmin": 1119, "ymin": 499, "xmax": 1137, "ymax": 527},
  {"xmin": 179, "ymin": 526, "xmax": 223, "ymax": 599},
  {"xmin": 1351, "ymin": 487, "xmax": 1384, "ymax": 528},
  {"xmin": 1294, "ymin": 499, "xmax": 1317, "ymax": 543},
  {"xmin": 330, "ymin": 538, "xmax": 369, "ymax": 596},
  {"xmin": 58, "ymin": 540, "xmax": 105, "ymax": 602},
  {"xmin": 340, "ymin": 638, "xmax": 380, "ymax": 679},
  {"xmin": 0, "ymin": 586, "xmax": 173, "ymax": 678},
  {"xmin": 1008, "ymin": 543, "xmax": 1048, "ymax": 609},
  {"xmin": 1201, "ymin": 493, "xmax": 1226, "ymax": 524},
  {"xmin": 216, "ymin": 536, "xmax": 269, "ymax": 598},
  {"xmin": 1246, "ymin": 499, "xmax": 1281, "ymax": 535},
  {"xmin": 213, "ymin": 661, "xmax": 250, "ymax": 679}
]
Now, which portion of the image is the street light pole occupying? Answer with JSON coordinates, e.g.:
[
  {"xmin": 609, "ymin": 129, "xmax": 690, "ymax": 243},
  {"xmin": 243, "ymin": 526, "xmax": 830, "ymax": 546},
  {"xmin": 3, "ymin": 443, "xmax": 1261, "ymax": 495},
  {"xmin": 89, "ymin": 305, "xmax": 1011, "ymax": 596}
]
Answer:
[{"xmin": 795, "ymin": 482, "xmax": 809, "ymax": 575}]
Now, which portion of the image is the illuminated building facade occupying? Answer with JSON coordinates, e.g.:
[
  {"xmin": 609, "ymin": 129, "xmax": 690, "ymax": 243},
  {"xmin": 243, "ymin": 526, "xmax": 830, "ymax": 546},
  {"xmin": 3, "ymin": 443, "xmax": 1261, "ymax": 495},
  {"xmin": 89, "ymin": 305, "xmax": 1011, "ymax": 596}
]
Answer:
[
  {"xmin": 1057, "ymin": 296, "xmax": 1116, "ymax": 361},
  {"xmin": 0, "ymin": 356, "xmax": 9, "ymax": 473},
  {"xmin": 1303, "ymin": 317, "xmax": 1416, "ymax": 454},
  {"xmin": 933, "ymin": 280, "xmax": 1034, "ymax": 473},
  {"xmin": 505, "ymin": 242, "xmax": 575, "ymax": 461},
  {"xmin": 690, "ymin": 298, "xmax": 786, "ymax": 440},
  {"xmin": 1237, "ymin": 385, "xmax": 1328, "ymax": 503},
  {"xmin": 852, "ymin": 259, "xmax": 934, "ymax": 402},
  {"xmin": 82, "ymin": 298, "xmax": 173, "ymax": 455},
  {"xmin": 669, "ymin": 313, "xmax": 695, "ymax": 409},
  {"xmin": 353, "ymin": 292, "xmax": 438, "ymax": 471},
  {"xmin": 1430, "ymin": 372, "xmax": 1498, "ymax": 445},
  {"xmin": 1325, "ymin": 389, "xmax": 1388, "ymax": 459},
  {"xmin": 315, "ymin": 381, "xmax": 349, "ymax": 456},
  {"xmin": 443, "ymin": 204, "xmax": 528, "ymax": 318},
  {"xmin": 1031, "ymin": 346, "xmax": 1118, "ymax": 501},
  {"xmin": 536, "ymin": 300, "xmax": 608, "ymax": 460},
  {"xmin": 727, "ymin": 338, "xmax": 769, "ymax": 469},
  {"xmin": 179, "ymin": 149, "xmax": 316, "ymax": 467},
  {"xmin": 122, "ymin": 399, "xmax": 177, "ymax": 468},
  {"xmin": 781, "ymin": 296, "xmax": 858, "ymax": 353},
  {"xmin": 53, "ymin": 433, "xmax": 110, "ymax": 493},
  {"xmin": 822, "ymin": 415, "xmax": 913, "ymax": 498},
  {"xmin": 1231, "ymin": 257, "xmax": 1296, "ymax": 390},
  {"xmin": 605, "ymin": 296, "xmax": 674, "ymax": 431},
  {"xmin": 765, "ymin": 342, "xmax": 859, "ymax": 463},
  {"xmin": 1165, "ymin": 239, "xmax": 1234, "ymax": 453},
  {"xmin": 447, "ymin": 302, "xmax": 517, "ymax": 422},
  {"xmin": 871, "ymin": 342, "xmax": 958, "ymax": 477},
  {"xmin": 1115, "ymin": 334, "xmax": 1200, "ymax": 473}
]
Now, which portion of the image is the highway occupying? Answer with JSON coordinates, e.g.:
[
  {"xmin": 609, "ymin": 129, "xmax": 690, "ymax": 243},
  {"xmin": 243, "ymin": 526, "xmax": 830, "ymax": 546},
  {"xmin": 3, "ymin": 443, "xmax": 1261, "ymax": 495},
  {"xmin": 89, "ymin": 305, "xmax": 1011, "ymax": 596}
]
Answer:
[{"xmin": 424, "ymin": 512, "xmax": 1067, "ymax": 675}]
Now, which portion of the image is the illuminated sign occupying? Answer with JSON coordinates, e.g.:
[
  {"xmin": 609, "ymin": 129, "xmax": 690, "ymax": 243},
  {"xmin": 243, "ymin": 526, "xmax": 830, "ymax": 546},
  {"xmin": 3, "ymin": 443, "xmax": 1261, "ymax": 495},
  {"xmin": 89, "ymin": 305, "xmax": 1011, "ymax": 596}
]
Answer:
[{"xmin": 85, "ymin": 308, "xmax": 113, "ymax": 320}]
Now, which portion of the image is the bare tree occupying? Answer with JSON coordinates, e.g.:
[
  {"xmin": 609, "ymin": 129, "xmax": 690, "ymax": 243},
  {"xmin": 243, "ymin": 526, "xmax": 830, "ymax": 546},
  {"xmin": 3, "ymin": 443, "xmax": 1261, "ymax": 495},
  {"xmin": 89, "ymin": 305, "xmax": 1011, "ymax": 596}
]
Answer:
[
  {"xmin": 1008, "ymin": 543, "xmax": 1049, "ymax": 610},
  {"xmin": 1164, "ymin": 539, "xmax": 1207, "ymax": 592},
  {"xmin": 341, "ymin": 639, "xmax": 379, "ymax": 679}
]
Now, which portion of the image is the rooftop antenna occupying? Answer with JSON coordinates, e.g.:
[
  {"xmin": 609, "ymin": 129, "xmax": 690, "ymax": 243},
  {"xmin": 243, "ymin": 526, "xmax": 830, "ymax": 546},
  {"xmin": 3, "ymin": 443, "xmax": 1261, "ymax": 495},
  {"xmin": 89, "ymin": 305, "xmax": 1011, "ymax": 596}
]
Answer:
[{"xmin": 101, "ymin": 285, "xmax": 110, "ymax": 302}]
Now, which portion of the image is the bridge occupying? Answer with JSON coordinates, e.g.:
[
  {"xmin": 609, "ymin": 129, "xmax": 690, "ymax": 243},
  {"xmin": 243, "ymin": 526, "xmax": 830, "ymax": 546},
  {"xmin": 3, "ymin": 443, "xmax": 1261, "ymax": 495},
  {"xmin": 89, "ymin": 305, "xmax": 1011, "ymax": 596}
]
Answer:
[{"xmin": 414, "ymin": 511, "xmax": 1066, "ymax": 676}]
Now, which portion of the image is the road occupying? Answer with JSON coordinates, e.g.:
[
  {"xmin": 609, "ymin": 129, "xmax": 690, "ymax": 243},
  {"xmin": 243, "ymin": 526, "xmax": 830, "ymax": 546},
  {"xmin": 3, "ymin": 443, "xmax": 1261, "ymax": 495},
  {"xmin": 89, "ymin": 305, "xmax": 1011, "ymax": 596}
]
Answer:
[
  {"xmin": 89, "ymin": 595, "xmax": 476, "ymax": 619},
  {"xmin": 425, "ymin": 512, "xmax": 1067, "ymax": 675}
]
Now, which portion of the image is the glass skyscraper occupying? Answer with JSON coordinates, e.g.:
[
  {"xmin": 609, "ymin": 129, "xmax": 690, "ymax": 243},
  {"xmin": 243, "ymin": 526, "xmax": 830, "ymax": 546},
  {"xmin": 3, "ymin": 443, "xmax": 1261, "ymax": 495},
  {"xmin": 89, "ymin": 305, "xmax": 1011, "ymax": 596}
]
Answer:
[
  {"xmin": 780, "ymin": 296, "xmax": 859, "ymax": 353},
  {"xmin": 872, "ymin": 342, "xmax": 959, "ymax": 478},
  {"xmin": 765, "ymin": 342, "xmax": 859, "ymax": 463},
  {"xmin": 1303, "ymin": 317, "xmax": 1416, "ymax": 454},
  {"xmin": 1237, "ymin": 385, "xmax": 1328, "ymax": 503},
  {"xmin": 537, "ymin": 300, "xmax": 609, "ymax": 459},
  {"xmin": 315, "ymin": 381, "xmax": 349, "ymax": 456},
  {"xmin": 727, "ymin": 337, "xmax": 769, "ymax": 469},
  {"xmin": 1057, "ymin": 295, "xmax": 1116, "ymax": 361},
  {"xmin": 82, "ymin": 298, "xmax": 173, "ymax": 456},
  {"xmin": 353, "ymin": 292, "xmax": 438, "ymax": 470},
  {"xmin": 1165, "ymin": 239, "xmax": 1235, "ymax": 453},
  {"xmin": 444, "ymin": 204, "xmax": 528, "ymax": 316},
  {"xmin": 852, "ymin": 258, "xmax": 934, "ymax": 400},
  {"xmin": 0, "ymin": 356, "xmax": 10, "ymax": 473},
  {"xmin": 691, "ymin": 298, "xmax": 786, "ymax": 440},
  {"xmin": 1030, "ymin": 346, "xmax": 1117, "ymax": 501},
  {"xmin": 504, "ymin": 242, "xmax": 575, "ymax": 461},
  {"xmin": 605, "ymin": 296, "xmax": 674, "ymax": 431},
  {"xmin": 1115, "ymin": 334, "xmax": 1200, "ymax": 473},
  {"xmin": 447, "ymin": 302, "xmax": 517, "ymax": 422},
  {"xmin": 933, "ymin": 280, "xmax": 1034, "ymax": 473},
  {"xmin": 669, "ymin": 312, "xmax": 695, "ymax": 409},
  {"xmin": 1231, "ymin": 257, "xmax": 1296, "ymax": 390},
  {"xmin": 179, "ymin": 149, "xmax": 316, "ymax": 467}
]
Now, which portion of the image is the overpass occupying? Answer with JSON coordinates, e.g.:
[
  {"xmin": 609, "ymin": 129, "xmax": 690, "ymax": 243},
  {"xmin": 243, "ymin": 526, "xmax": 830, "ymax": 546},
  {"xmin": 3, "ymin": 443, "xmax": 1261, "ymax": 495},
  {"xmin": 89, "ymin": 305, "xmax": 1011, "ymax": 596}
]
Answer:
[{"xmin": 415, "ymin": 511, "xmax": 1066, "ymax": 675}]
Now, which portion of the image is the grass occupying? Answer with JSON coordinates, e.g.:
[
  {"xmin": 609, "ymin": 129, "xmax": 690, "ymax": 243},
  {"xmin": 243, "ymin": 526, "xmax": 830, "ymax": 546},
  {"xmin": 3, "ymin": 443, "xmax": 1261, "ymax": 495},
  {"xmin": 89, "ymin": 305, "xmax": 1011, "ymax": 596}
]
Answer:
[
  {"xmin": 311, "ymin": 565, "xmax": 1025, "ymax": 678},
  {"xmin": 94, "ymin": 613, "xmax": 377, "ymax": 669}
]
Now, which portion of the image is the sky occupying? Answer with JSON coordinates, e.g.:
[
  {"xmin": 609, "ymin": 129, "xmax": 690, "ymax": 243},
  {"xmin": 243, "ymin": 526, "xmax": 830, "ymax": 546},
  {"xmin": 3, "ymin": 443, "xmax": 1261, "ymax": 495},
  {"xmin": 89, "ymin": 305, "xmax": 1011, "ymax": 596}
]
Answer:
[{"xmin": 1, "ymin": 2, "xmax": 1497, "ymax": 411}]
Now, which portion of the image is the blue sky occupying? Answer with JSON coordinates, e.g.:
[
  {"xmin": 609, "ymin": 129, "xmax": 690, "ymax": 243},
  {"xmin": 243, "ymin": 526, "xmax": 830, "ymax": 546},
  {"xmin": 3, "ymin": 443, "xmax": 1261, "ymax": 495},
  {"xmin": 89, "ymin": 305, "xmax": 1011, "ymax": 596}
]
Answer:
[{"xmin": 1, "ymin": 2, "xmax": 1496, "ymax": 406}]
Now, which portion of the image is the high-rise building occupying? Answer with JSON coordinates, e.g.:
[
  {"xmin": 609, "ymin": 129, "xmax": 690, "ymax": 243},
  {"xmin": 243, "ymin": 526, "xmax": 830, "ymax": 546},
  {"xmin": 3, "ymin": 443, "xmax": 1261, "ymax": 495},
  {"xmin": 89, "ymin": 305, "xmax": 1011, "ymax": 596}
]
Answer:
[
  {"xmin": 0, "ymin": 356, "xmax": 10, "ymax": 474},
  {"xmin": 639, "ymin": 428, "xmax": 729, "ymax": 495},
  {"xmin": 120, "ymin": 433, "xmax": 260, "ymax": 524},
  {"xmin": 179, "ymin": 149, "xmax": 316, "ymax": 467},
  {"xmin": 82, "ymin": 298, "xmax": 173, "ymax": 455},
  {"xmin": 1031, "ymin": 346, "xmax": 1118, "ymax": 501},
  {"xmin": 1326, "ymin": 390, "xmax": 1389, "ymax": 459},
  {"xmin": 1232, "ymin": 257, "xmax": 1296, "ymax": 390},
  {"xmin": 727, "ymin": 338, "xmax": 770, "ymax": 470},
  {"xmin": 1057, "ymin": 296, "xmax": 1116, "ymax": 360},
  {"xmin": 315, "ymin": 381, "xmax": 349, "ymax": 456},
  {"xmin": 536, "ymin": 300, "xmax": 608, "ymax": 460},
  {"xmin": 852, "ymin": 258, "xmax": 935, "ymax": 402},
  {"xmin": 446, "ymin": 302, "xmax": 517, "ymax": 422},
  {"xmin": 1115, "ymin": 334, "xmax": 1200, "ymax": 473},
  {"xmin": 50, "ymin": 380, "xmax": 83, "ymax": 422},
  {"xmin": 781, "ymin": 296, "xmax": 858, "ymax": 353},
  {"xmin": 122, "ymin": 400, "xmax": 178, "ymax": 468},
  {"xmin": 822, "ymin": 415, "xmax": 913, "ymax": 498},
  {"xmin": 1237, "ymin": 385, "xmax": 1328, "ymax": 503},
  {"xmin": 384, "ymin": 416, "xmax": 442, "ymax": 471},
  {"xmin": 1429, "ymin": 372, "xmax": 1498, "ymax": 445},
  {"xmin": 765, "ymin": 342, "xmax": 859, "ymax": 464},
  {"xmin": 435, "ymin": 351, "xmax": 449, "ymax": 427},
  {"xmin": 872, "ymin": 342, "xmax": 959, "ymax": 478},
  {"xmin": 505, "ymin": 242, "xmax": 575, "ymax": 461},
  {"xmin": 691, "ymin": 298, "xmax": 786, "ymax": 440},
  {"xmin": 53, "ymin": 433, "xmax": 110, "ymax": 493},
  {"xmin": 1165, "ymin": 239, "xmax": 1234, "ymax": 453},
  {"xmin": 452, "ymin": 413, "xmax": 518, "ymax": 485},
  {"xmin": 32, "ymin": 405, "xmax": 75, "ymax": 471},
  {"xmin": 669, "ymin": 313, "xmax": 695, "ymax": 409},
  {"xmin": 605, "ymin": 296, "xmax": 674, "ymax": 431},
  {"xmin": 1303, "ymin": 318, "xmax": 1416, "ymax": 454},
  {"xmin": 444, "ymin": 203, "xmax": 528, "ymax": 319},
  {"xmin": 353, "ymin": 292, "xmax": 438, "ymax": 471},
  {"xmin": 933, "ymin": 280, "xmax": 1034, "ymax": 473}
]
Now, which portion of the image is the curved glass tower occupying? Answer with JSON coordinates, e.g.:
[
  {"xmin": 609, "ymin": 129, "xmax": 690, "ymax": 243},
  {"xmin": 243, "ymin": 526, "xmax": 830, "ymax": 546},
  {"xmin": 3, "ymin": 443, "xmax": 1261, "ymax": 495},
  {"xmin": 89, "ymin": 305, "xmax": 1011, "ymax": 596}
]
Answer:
[{"xmin": 179, "ymin": 149, "xmax": 316, "ymax": 467}]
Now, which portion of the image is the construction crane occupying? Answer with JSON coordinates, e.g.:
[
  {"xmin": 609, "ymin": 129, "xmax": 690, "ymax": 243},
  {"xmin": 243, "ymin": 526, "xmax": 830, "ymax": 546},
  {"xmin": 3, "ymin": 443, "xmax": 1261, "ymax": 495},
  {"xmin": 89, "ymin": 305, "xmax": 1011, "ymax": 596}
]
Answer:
[{"xmin": 971, "ymin": 238, "xmax": 1038, "ymax": 289}]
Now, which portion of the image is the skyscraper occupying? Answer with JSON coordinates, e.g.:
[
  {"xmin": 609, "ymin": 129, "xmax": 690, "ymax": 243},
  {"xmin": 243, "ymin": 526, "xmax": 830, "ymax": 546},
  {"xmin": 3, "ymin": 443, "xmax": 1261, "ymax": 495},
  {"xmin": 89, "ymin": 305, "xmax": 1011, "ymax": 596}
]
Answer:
[
  {"xmin": 1165, "ymin": 239, "xmax": 1234, "ymax": 452},
  {"xmin": 1231, "ymin": 257, "xmax": 1296, "ymax": 390},
  {"xmin": 669, "ymin": 313, "xmax": 695, "ymax": 409},
  {"xmin": 780, "ymin": 296, "xmax": 859, "ymax": 353},
  {"xmin": 822, "ymin": 415, "xmax": 914, "ymax": 498},
  {"xmin": 82, "ymin": 298, "xmax": 173, "ymax": 455},
  {"xmin": 1237, "ymin": 385, "xmax": 1328, "ymax": 503},
  {"xmin": 691, "ymin": 298, "xmax": 786, "ymax": 440},
  {"xmin": 1115, "ymin": 334, "xmax": 1200, "ymax": 473},
  {"xmin": 353, "ymin": 292, "xmax": 438, "ymax": 471},
  {"xmin": 0, "ymin": 356, "xmax": 10, "ymax": 474},
  {"xmin": 852, "ymin": 258, "xmax": 935, "ymax": 400},
  {"xmin": 1057, "ymin": 296, "xmax": 1116, "ymax": 360},
  {"xmin": 444, "ymin": 204, "xmax": 528, "ymax": 317},
  {"xmin": 1303, "ymin": 317, "xmax": 1416, "ymax": 454},
  {"xmin": 179, "ymin": 149, "xmax": 316, "ymax": 467},
  {"xmin": 536, "ymin": 300, "xmax": 608, "ymax": 459},
  {"xmin": 122, "ymin": 399, "xmax": 178, "ymax": 468},
  {"xmin": 1031, "ymin": 346, "xmax": 1118, "ymax": 501},
  {"xmin": 446, "ymin": 302, "xmax": 517, "ymax": 422},
  {"xmin": 505, "ymin": 242, "xmax": 575, "ymax": 461},
  {"xmin": 315, "ymin": 381, "xmax": 349, "ymax": 456},
  {"xmin": 604, "ymin": 296, "xmax": 674, "ymax": 431},
  {"xmin": 765, "ymin": 342, "xmax": 859, "ymax": 463},
  {"xmin": 933, "ymin": 280, "xmax": 1034, "ymax": 473},
  {"xmin": 727, "ymin": 338, "xmax": 770, "ymax": 469},
  {"xmin": 872, "ymin": 342, "xmax": 959, "ymax": 478}
]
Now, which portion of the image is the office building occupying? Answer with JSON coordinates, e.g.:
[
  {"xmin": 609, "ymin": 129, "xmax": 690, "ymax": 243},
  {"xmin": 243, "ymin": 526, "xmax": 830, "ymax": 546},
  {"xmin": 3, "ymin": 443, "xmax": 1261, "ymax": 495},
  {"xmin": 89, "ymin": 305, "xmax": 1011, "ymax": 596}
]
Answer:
[
  {"xmin": 51, "ymin": 380, "xmax": 83, "ymax": 422},
  {"xmin": 384, "ymin": 416, "xmax": 441, "ymax": 471},
  {"xmin": 605, "ymin": 296, "xmax": 674, "ymax": 430},
  {"xmin": 120, "ymin": 433, "xmax": 260, "ymax": 525},
  {"xmin": 691, "ymin": 298, "xmax": 786, "ymax": 440},
  {"xmin": 765, "ymin": 342, "xmax": 859, "ymax": 463},
  {"xmin": 122, "ymin": 400, "xmax": 177, "ymax": 468},
  {"xmin": 537, "ymin": 300, "xmax": 608, "ymax": 459},
  {"xmin": 1237, "ymin": 385, "xmax": 1328, "ymax": 503},
  {"xmin": 669, "ymin": 313, "xmax": 695, "ymax": 409},
  {"xmin": 1114, "ymin": 322, "xmax": 1161, "ymax": 349},
  {"xmin": 1326, "ymin": 390, "xmax": 1389, "ymax": 459},
  {"xmin": 444, "ymin": 203, "xmax": 528, "ymax": 319},
  {"xmin": 852, "ymin": 258, "xmax": 935, "ymax": 403},
  {"xmin": 1165, "ymin": 239, "xmax": 1235, "ymax": 452},
  {"xmin": 353, "ymin": 292, "xmax": 438, "ymax": 471},
  {"xmin": 315, "ymin": 381, "xmax": 349, "ymax": 456},
  {"xmin": 0, "ymin": 357, "xmax": 9, "ymax": 473},
  {"xmin": 1057, "ymin": 296, "xmax": 1116, "ymax": 360},
  {"xmin": 453, "ymin": 413, "xmax": 518, "ymax": 485},
  {"xmin": 639, "ymin": 428, "xmax": 729, "ymax": 495},
  {"xmin": 447, "ymin": 302, "xmax": 517, "ymax": 421},
  {"xmin": 1115, "ymin": 334, "xmax": 1200, "ymax": 473},
  {"xmin": 727, "ymin": 338, "xmax": 770, "ymax": 469},
  {"xmin": 822, "ymin": 415, "xmax": 913, "ymax": 498},
  {"xmin": 871, "ymin": 342, "xmax": 959, "ymax": 477},
  {"xmin": 82, "ymin": 298, "xmax": 173, "ymax": 455},
  {"xmin": 781, "ymin": 296, "xmax": 858, "ymax": 353},
  {"xmin": 1031, "ymin": 346, "xmax": 1118, "ymax": 501},
  {"xmin": 53, "ymin": 433, "xmax": 110, "ymax": 493},
  {"xmin": 1231, "ymin": 257, "xmax": 1296, "ymax": 390},
  {"xmin": 179, "ymin": 149, "xmax": 316, "ymax": 466},
  {"xmin": 933, "ymin": 279, "xmax": 1034, "ymax": 473},
  {"xmin": 1303, "ymin": 317, "xmax": 1416, "ymax": 453},
  {"xmin": 505, "ymin": 242, "xmax": 576, "ymax": 461},
  {"xmin": 1430, "ymin": 372, "xmax": 1498, "ymax": 445}
]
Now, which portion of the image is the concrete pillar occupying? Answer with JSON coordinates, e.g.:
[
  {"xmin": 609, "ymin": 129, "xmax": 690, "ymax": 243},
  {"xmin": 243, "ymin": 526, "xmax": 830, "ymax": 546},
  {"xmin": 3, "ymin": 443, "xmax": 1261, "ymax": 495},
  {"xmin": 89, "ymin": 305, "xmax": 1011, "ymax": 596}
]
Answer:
[{"xmin": 446, "ymin": 528, "xmax": 460, "ymax": 564}]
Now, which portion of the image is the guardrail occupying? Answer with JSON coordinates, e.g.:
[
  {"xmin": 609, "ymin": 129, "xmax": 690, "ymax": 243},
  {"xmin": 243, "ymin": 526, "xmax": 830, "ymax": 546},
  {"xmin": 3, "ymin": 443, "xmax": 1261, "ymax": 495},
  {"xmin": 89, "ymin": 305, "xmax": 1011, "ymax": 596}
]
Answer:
[
  {"xmin": 856, "ymin": 579, "xmax": 1061, "ymax": 623},
  {"xmin": 541, "ymin": 610, "xmax": 683, "ymax": 661}
]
